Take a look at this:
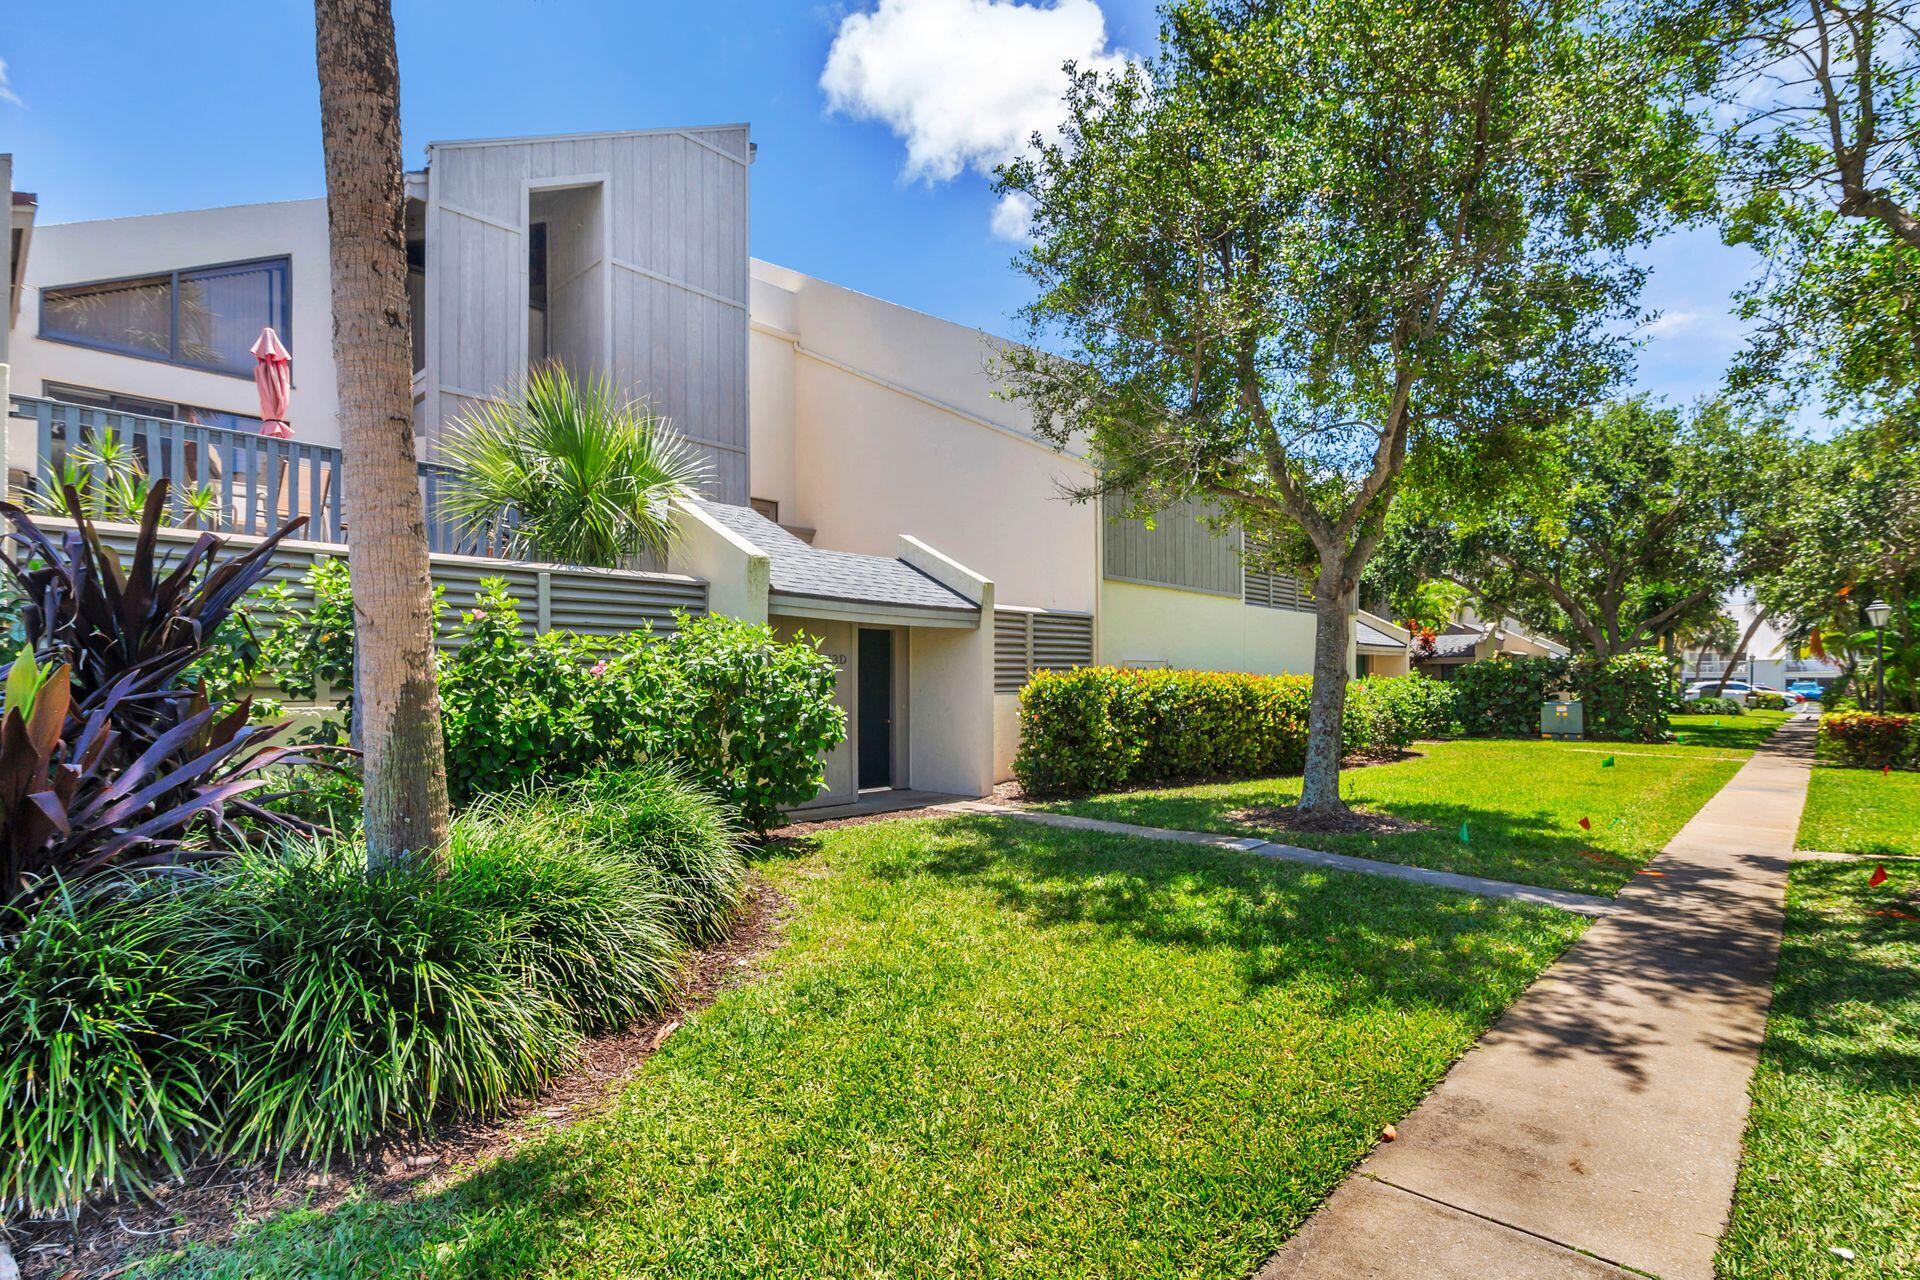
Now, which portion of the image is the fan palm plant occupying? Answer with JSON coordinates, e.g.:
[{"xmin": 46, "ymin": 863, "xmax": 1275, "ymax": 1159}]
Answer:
[{"xmin": 438, "ymin": 366, "xmax": 709, "ymax": 569}]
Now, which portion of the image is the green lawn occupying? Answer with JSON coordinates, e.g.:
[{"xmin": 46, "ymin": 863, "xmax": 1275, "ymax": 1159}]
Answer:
[
  {"xmin": 1046, "ymin": 738, "xmax": 1750, "ymax": 897},
  {"xmin": 1799, "ymin": 767, "xmax": 1920, "ymax": 856},
  {"xmin": 160, "ymin": 816, "xmax": 1583, "ymax": 1279},
  {"xmin": 1717, "ymin": 860, "xmax": 1920, "ymax": 1279},
  {"xmin": 1671, "ymin": 708, "xmax": 1793, "ymax": 752}
]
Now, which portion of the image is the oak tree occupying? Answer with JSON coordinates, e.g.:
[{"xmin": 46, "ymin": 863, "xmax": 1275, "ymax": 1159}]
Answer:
[{"xmin": 1000, "ymin": 0, "xmax": 1702, "ymax": 814}]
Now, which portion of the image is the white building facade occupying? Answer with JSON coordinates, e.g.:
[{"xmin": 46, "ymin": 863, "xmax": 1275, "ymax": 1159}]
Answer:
[{"xmin": 1, "ymin": 128, "xmax": 1401, "ymax": 808}]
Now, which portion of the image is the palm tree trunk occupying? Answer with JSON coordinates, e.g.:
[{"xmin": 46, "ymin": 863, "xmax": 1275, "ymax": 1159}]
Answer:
[{"xmin": 314, "ymin": 0, "xmax": 450, "ymax": 870}]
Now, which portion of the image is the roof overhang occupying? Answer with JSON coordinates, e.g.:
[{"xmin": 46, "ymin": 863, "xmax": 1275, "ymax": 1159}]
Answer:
[{"xmin": 768, "ymin": 592, "xmax": 978, "ymax": 629}]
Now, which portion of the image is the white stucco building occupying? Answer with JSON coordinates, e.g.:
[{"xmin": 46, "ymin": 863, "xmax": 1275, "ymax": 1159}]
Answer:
[{"xmin": 1, "ymin": 127, "xmax": 1404, "ymax": 810}]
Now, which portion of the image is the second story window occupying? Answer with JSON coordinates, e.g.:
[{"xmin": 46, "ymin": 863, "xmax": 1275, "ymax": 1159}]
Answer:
[{"xmin": 40, "ymin": 256, "xmax": 291, "ymax": 378}]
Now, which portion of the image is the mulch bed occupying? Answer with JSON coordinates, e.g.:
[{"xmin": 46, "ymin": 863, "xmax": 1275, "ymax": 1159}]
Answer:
[
  {"xmin": 1228, "ymin": 804, "xmax": 1433, "ymax": 837},
  {"xmin": 6, "ymin": 879, "xmax": 791, "ymax": 1280}
]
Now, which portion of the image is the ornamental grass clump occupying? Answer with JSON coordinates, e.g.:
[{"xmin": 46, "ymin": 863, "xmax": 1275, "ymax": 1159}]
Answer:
[
  {"xmin": 1, "ymin": 762, "xmax": 748, "ymax": 1215},
  {"xmin": 0, "ymin": 884, "xmax": 235, "ymax": 1215},
  {"xmin": 189, "ymin": 840, "xmax": 578, "ymax": 1163},
  {"xmin": 557, "ymin": 766, "xmax": 749, "ymax": 945},
  {"xmin": 444, "ymin": 795, "xmax": 686, "ymax": 1033}
]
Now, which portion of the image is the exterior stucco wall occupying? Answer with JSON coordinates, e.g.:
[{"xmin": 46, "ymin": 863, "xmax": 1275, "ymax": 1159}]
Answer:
[
  {"xmin": 1098, "ymin": 578, "xmax": 1318, "ymax": 674},
  {"xmin": 908, "ymin": 619, "xmax": 995, "ymax": 797},
  {"xmin": 11, "ymin": 200, "xmax": 338, "ymax": 444},
  {"xmin": 748, "ymin": 261, "xmax": 1095, "ymax": 614},
  {"xmin": 1363, "ymin": 650, "xmax": 1412, "ymax": 676},
  {"xmin": 773, "ymin": 616, "xmax": 856, "ymax": 805},
  {"xmin": 993, "ymin": 692, "xmax": 1022, "ymax": 783}
]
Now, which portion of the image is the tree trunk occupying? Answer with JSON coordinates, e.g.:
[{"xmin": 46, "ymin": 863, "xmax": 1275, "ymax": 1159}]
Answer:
[
  {"xmin": 1297, "ymin": 582, "xmax": 1354, "ymax": 816},
  {"xmin": 314, "ymin": 0, "xmax": 451, "ymax": 870},
  {"xmin": 1713, "ymin": 607, "xmax": 1769, "ymax": 698}
]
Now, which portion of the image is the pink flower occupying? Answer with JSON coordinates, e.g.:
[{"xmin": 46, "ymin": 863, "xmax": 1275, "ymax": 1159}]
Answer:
[
  {"xmin": 589, "ymin": 661, "xmax": 609, "ymax": 677},
  {"xmin": 469, "ymin": 608, "xmax": 488, "ymax": 621}
]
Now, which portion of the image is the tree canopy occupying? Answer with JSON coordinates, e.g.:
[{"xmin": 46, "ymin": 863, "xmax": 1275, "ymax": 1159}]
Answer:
[
  {"xmin": 999, "ymin": 0, "xmax": 1704, "ymax": 811},
  {"xmin": 1688, "ymin": 0, "xmax": 1920, "ymax": 417},
  {"xmin": 1386, "ymin": 398, "xmax": 1798, "ymax": 660}
]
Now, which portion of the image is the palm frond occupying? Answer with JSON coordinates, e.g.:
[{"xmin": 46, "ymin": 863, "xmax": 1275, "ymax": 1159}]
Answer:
[{"xmin": 438, "ymin": 365, "xmax": 710, "ymax": 569}]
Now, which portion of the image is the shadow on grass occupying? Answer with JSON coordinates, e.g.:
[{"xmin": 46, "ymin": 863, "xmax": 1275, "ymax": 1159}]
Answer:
[
  {"xmin": 1764, "ymin": 861, "xmax": 1920, "ymax": 1091},
  {"xmin": 164, "ymin": 814, "xmax": 1582, "ymax": 1279},
  {"xmin": 1064, "ymin": 789, "xmax": 1645, "ymax": 894},
  {"xmin": 878, "ymin": 815, "xmax": 1579, "ymax": 1009},
  {"xmin": 898, "ymin": 816, "xmax": 1793, "ymax": 1094}
]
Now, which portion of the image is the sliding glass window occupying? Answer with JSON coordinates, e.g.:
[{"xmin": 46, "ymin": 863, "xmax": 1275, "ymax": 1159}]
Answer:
[{"xmin": 40, "ymin": 256, "xmax": 291, "ymax": 377}]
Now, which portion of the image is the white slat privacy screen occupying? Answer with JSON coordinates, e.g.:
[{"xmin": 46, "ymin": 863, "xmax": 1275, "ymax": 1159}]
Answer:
[
  {"xmin": 70, "ymin": 524, "xmax": 708, "ymax": 651},
  {"xmin": 995, "ymin": 607, "xmax": 1096, "ymax": 693}
]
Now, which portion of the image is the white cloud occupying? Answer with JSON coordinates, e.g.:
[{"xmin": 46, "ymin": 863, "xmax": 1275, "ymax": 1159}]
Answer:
[
  {"xmin": 990, "ymin": 191, "xmax": 1035, "ymax": 240},
  {"xmin": 1645, "ymin": 307, "xmax": 1740, "ymax": 343},
  {"xmin": 821, "ymin": 0, "xmax": 1129, "ymax": 236},
  {"xmin": 0, "ymin": 58, "xmax": 22, "ymax": 108}
]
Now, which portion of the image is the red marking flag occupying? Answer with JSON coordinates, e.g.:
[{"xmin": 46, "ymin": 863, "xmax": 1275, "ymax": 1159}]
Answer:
[
  {"xmin": 1578, "ymin": 817, "xmax": 1592, "ymax": 831},
  {"xmin": 1869, "ymin": 865, "xmax": 1889, "ymax": 887}
]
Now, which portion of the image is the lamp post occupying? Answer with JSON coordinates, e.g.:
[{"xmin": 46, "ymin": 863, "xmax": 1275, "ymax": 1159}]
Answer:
[{"xmin": 1867, "ymin": 598, "xmax": 1892, "ymax": 714}]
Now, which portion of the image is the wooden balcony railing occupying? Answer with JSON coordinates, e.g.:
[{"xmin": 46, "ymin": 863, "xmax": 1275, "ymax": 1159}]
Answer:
[{"xmin": 7, "ymin": 395, "xmax": 513, "ymax": 558}]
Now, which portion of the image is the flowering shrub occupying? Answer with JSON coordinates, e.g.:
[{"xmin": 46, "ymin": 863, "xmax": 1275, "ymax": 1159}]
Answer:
[
  {"xmin": 438, "ymin": 582, "xmax": 844, "ymax": 829},
  {"xmin": 1350, "ymin": 672, "xmax": 1458, "ymax": 745},
  {"xmin": 1014, "ymin": 667, "xmax": 1448, "ymax": 796},
  {"xmin": 1820, "ymin": 710, "xmax": 1919, "ymax": 770}
]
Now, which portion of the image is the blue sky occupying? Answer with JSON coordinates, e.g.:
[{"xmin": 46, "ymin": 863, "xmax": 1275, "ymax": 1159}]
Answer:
[{"xmin": 1, "ymin": 0, "xmax": 1757, "ymax": 408}]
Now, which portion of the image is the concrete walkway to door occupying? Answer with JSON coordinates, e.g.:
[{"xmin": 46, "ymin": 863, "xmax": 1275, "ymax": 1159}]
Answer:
[{"xmin": 1259, "ymin": 713, "xmax": 1817, "ymax": 1280}]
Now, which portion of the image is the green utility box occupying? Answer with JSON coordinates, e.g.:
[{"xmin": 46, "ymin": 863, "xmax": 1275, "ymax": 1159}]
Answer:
[{"xmin": 1541, "ymin": 699, "xmax": 1584, "ymax": 740}]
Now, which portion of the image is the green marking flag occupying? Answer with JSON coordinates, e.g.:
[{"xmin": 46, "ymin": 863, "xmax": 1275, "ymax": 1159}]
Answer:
[
  {"xmin": 1458, "ymin": 821, "xmax": 1471, "ymax": 844},
  {"xmin": 1601, "ymin": 756, "xmax": 1616, "ymax": 768}
]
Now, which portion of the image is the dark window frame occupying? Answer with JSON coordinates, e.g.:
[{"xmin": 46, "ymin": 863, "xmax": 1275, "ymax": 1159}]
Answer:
[{"xmin": 38, "ymin": 254, "xmax": 293, "ymax": 379}]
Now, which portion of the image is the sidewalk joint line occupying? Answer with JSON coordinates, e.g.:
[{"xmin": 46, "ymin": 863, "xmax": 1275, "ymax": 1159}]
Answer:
[{"xmin": 1361, "ymin": 1174, "xmax": 1665, "ymax": 1279}]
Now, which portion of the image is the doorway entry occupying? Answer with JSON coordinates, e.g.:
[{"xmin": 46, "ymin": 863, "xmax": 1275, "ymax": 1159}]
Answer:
[{"xmin": 857, "ymin": 627, "xmax": 894, "ymax": 790}]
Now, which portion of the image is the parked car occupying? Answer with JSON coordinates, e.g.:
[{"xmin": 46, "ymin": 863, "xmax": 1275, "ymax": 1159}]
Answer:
[
  {"xmin": 1684, "ymin": 680, "xmax": 1806, "ymax": 707},
  {"xmin": 1786, "ymin": 680, "xmax": 1825, "ymax": 702}
]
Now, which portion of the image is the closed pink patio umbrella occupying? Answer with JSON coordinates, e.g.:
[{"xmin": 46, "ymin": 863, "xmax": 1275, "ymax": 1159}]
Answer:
[{"xmin": 251, "ymin": 327, "xmax": 294, "ymax": 438}]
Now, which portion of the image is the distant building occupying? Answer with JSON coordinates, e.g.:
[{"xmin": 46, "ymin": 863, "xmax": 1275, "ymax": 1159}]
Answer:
[
  {"xmin": 1683, "ymin": 593, "xmax": 1842, "ymax": 691},
  {"xmin": 1413, "ymin": 608, "xmax": 1569, "ymax": 680}
]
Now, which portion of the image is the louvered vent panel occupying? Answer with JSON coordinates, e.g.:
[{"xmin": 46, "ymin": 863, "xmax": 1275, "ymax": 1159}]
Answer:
[{"xmin": 994, "ymin": 608, "xmax": 1095, "ymax": 693}]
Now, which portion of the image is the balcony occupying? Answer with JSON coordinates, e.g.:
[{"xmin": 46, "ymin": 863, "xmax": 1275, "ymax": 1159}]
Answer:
[
  {"xmin": 7, "ymin": 394, "xmax": 505, "ymax": 557},
  {"xmin": 3, "ymin": 394, "xmax": 708, "ymax": 641}
]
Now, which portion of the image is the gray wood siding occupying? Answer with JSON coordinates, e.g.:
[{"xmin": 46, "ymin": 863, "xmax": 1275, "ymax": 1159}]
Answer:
[
  {"xmin": 1101, "ymin": 492, "xmax": 1243, "ymax": 597},
  {"xmin": 424, "ymin": 128, "xmax": 750, "ymax": 505}
]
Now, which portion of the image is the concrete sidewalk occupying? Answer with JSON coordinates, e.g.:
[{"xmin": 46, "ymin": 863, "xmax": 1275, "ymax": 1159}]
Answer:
[{"xmin": 1259, "ymin": 715, "xmax": 1816, "ymax": 1280}]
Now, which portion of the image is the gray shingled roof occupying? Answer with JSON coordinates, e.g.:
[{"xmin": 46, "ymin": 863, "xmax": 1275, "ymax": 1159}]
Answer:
[
  {"xmin": 693, "ymin": 501, "xmax": 977, "ymax": 613},
  {"xmin": 1424, "ymin": 624, "xmax": 1488, "ymax": 660},
  {"xmin": 1355, "ymin": 618, "xmax": 1406, "ymax": 650}
]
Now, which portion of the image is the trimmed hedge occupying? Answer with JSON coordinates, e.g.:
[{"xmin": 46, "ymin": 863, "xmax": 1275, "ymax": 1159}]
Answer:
[
  {"xmin": 1820, "ymin": 710, "xmax": 1920, "ymax": 770},
  {"xmin": 1681, "ymin": 695, "xmax": 1745, "ymax": 716},
  {"xmin": 0, "ymin": 767, "xmax": 744, "ymax": 1215},
  {"xmin": 1455, "ymin": 652, "xmax": 1678, "ymax": 743},
  {"xmin": 1013, "ymin": 668, "xmax": 1456, "ymax": 796}
]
